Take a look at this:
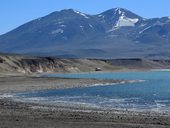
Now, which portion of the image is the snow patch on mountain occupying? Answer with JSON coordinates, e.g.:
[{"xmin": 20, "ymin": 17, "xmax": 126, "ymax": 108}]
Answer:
[
  {"xmin": 98, "ymin": 14, "xmax": 106, "ymax": 23},
  {"xmin": 51, "ymin": 29, "xmax": 64, "ymax": 34},
  {"xmin": 80, "ymin": 26, "xmax": 84, "ymax": 31},
  {"xmin": 89, "ymin": 24, "xmax": 93, "ymax": 28},
  {"xmin": 62, "ymin": 36, "xmax": 68, "ymax": 40},
  {"xmin": 107, "ymin": 11, "xmax": 139, "ymax": 32},
  {"xmin": 140, "ymin": 24, "xmax": 147, "ymax": 27},
  {"xmin": 73, "ymin": 10, "xmax": 89, "ymax": 19},
  {"xmin": 59, "ymin": 25, "xmax": 66, "ymax": 28},
  {"xmin": 115, "ymin": 11, "xmax": 139, "ymax": 27},
  {"xmin": 115, "ymin": 8, "xmax": 122, "ymax": 15},
  {"xmin": 98, "ymin": 15, "xmax": 104, "ymax": 18},
  {"xmin": 114, "ymin": 8, "xmax": 139, "ymax": 27},
  {"xmin": 139, "ymin": 26, "xmax": 152, "ymax": 34},
  {"xmin": 116, "ymin": 17, "xmax": 139, "ymax": 27},
  {"xmin": 57, "ymin": 21, "xmax": 64, "ymax": 24}
]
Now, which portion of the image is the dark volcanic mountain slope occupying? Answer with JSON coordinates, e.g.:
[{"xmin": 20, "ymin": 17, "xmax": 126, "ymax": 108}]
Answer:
[{"xmin": 0, "ymin": 8, "xmax": 170, "ymax": 58}]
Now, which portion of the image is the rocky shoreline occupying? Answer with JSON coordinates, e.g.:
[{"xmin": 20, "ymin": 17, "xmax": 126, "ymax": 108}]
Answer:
[
  {"xmin": 0, "ymin": 75, "xmax": 170, "ymax": 128},
  {"xmin": 0, "ymin": 97, "xmax": 170, "ymax": 128}
]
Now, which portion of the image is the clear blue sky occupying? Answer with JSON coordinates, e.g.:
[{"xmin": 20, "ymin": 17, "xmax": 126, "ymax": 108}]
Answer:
[{"xmin": 0, "ymin": 0, "xmax": 170, "ymax": 35}]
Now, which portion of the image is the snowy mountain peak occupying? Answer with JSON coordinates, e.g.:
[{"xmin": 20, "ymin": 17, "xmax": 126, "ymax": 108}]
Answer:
[
  {"xmin": 1, "ymin": 8, "xmax": 170, "ymax": 58},
  {"xmin": 56, "ymin": 9, "xmax": 89, "ymax": 19},
  {"xmin": 102, "ymin": 8, "xmax": 141, "ymax": 31},
  {"xmin": 100, "ymin": 8, "xmax": 142, "ymax": 20},
  {"xmin": 114, "ymin": 8, "xmax": 127, "ymax": 15},
  {"xmin": 72, "ymin": 9, "xmax": 89, "ymax": 19}
]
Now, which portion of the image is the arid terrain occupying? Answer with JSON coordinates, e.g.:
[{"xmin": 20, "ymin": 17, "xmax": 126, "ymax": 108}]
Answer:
[
  {"xmin": 1, "ymin": 54, "xmax": 170, "ymax": 75},
  {"xmin": 0, "ymin": 54, "xmax": 170, "ymax": 128}
]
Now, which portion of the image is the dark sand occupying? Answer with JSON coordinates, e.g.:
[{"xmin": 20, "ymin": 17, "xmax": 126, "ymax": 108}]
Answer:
[{"xmin": 0, "ymin": 76, "xmax": 170, "ymax": 128}]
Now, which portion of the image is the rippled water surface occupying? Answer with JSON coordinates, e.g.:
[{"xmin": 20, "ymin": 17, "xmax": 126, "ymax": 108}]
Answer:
[{"xmin": 16, "ymin": 71, "xmax": 170, "ymax": 112}]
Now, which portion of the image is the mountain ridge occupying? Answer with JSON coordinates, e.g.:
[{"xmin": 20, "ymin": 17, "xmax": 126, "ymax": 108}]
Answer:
[{"xmin": 0, "ymin": 8, "xmax": 170, "ymax": 59}]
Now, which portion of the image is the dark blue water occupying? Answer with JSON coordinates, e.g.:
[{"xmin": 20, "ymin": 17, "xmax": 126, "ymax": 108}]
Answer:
[{"xmin": 16, "ymin": 71, "xmax": 170, "ymax": 112}]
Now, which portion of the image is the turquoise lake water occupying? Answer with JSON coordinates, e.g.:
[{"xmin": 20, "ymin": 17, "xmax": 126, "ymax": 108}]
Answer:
[{"xmin": 16, "ymin": 71, "xmax": 170, "ymax": 112}]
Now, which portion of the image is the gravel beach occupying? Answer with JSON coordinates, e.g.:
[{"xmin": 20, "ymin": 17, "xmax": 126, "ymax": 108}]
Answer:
[{"xmin": 0, "ymin": 75, "xmax": 170, "ymax": 128}]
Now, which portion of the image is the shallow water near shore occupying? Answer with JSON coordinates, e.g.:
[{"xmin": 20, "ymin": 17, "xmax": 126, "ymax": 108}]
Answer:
[{"xmin": 14, "ymin": 71, "xmax": 170, "ymax": 113}]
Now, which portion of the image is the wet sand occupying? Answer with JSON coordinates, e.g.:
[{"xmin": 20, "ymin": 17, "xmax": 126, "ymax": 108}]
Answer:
[
  {"xmin": 0, "ymin": 76, "xmax": 127, "ymax": 93},
  {"xmin": 0, "ymin": 76, "xmax": 170, "ymax": 128}
]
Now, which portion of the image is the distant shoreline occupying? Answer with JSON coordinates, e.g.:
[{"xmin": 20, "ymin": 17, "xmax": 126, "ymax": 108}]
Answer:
[{"xmin": 1, "ymin": 54, "xmax": 170, "ymax": 76}]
